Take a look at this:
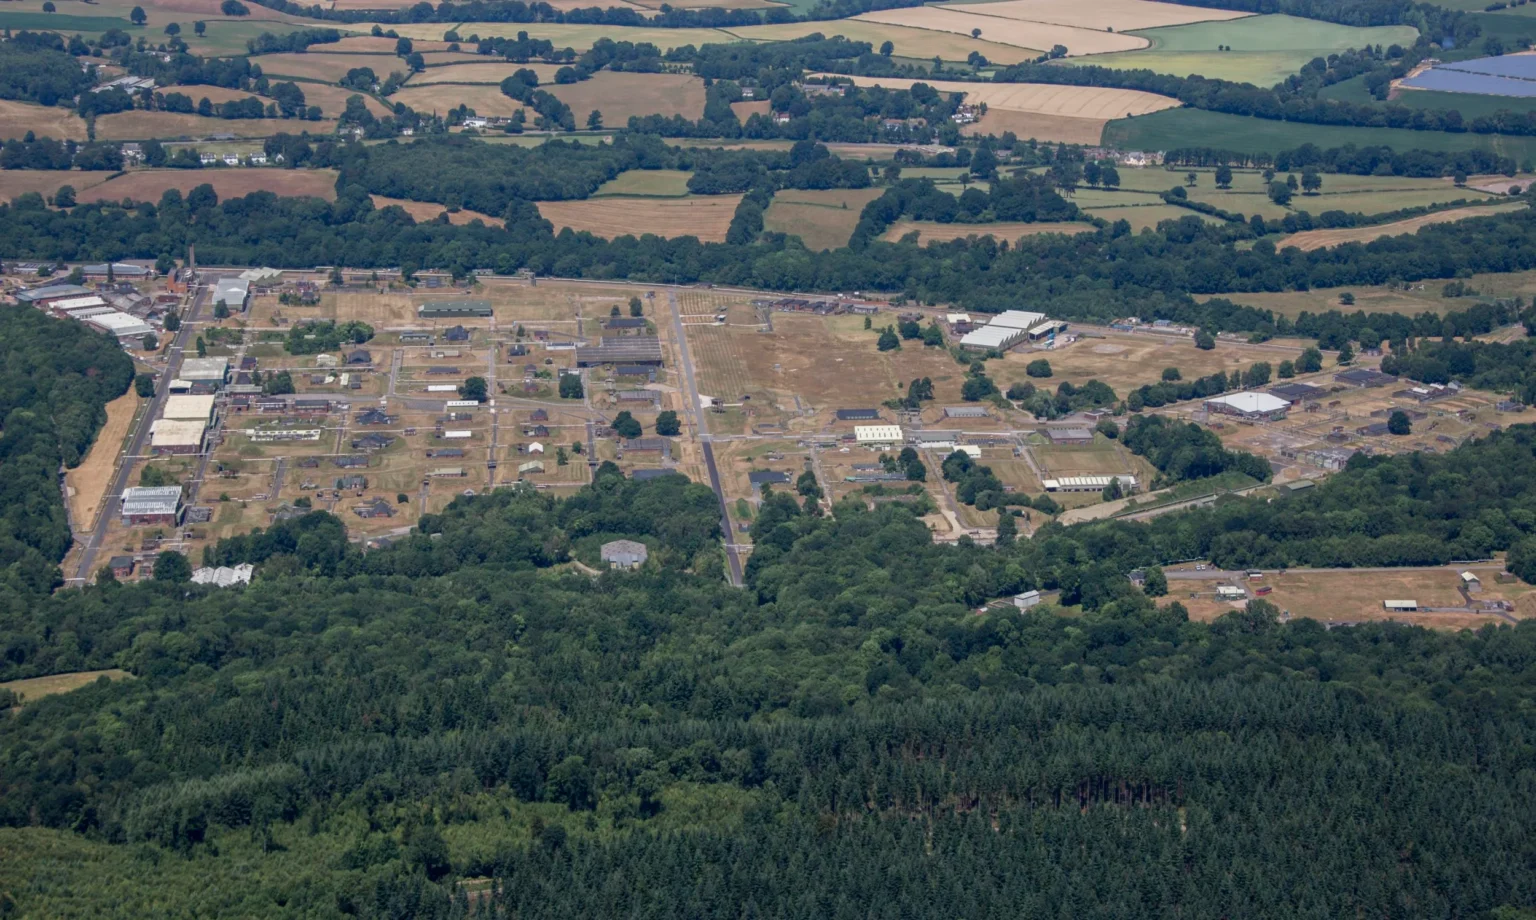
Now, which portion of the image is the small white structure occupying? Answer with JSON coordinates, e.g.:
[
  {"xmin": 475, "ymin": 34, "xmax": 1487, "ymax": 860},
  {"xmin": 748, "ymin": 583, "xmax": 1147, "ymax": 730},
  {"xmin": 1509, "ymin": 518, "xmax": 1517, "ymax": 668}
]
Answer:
[
  {"xmin": 1216, "ymin": 585, "xmax": 1246, "ymax": 601},
  {"xmin": 854, "ymin": 425, "xmax": 903, "ymax": 449},
  {"xmin": 1461, "ymin": 571, "xmax": 1482, "ymax": 593},
  {"xmin": 315, "ymin": 354, "xmax": 339, "ymax": 368},
  {"xmin": 442, "ymin": 430, "xmax": 472, "ymax": 439},
  {"xmin": 528, "ymin": 442, "xmax": 545, "ymax": 453},
  {"xmin": 1384, "ymin": 599, "xmax": 1419, "ymax": 612},
  {"xmin": 601, "ymin": 539, "xmax": 648, "ymax": 569},
  {"xmin": 1041, "ymin": 475, "xmax": 1137, "ymax": 493},
  {"xmin": 1013, "ymin": 590, "xmax": 1041, "ymax": 610},
  {"xmin": 191, "ymin": 563, "xmax": 254, "ymax": 587}
]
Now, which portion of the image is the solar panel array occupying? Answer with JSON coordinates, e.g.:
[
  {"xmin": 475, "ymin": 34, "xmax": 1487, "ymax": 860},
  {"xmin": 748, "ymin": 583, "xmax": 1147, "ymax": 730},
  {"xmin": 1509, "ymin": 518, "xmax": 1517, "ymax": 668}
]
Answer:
[
  {"xmin": 1441, "ymin": 54, "xmax": 1536, "ymax": 79},
  {"xmin": 1401, "ymin": 54, "xmax": 1536, "ymax": 96}
]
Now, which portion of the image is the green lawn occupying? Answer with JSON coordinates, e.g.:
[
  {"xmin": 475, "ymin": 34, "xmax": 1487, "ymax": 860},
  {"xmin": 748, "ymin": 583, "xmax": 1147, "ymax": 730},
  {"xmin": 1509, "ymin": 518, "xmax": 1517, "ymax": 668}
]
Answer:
[
  {"xmin": 1104, "ymin": 107, "xmax": 1536, "ymax": 159},
  {"xmin": 1069, "ymin": 15, "xmax": 1419, "ymax": 86},
  {"xmin": 0, "ymin": 10, "xmax": 130, "ymax": 29},
  {"xmin": 592, "ymin": 169, "xmax": 693, "ymax": 197}
]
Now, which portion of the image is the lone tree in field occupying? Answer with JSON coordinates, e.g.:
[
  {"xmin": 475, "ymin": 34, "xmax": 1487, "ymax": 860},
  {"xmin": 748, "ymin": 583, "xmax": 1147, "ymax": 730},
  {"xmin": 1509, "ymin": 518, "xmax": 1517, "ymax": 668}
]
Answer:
[
  {"xmin": 877, "ymin": 327, "xmax": 900, "ymax": 351},
  {"xmin": 629, "ymin": 296, "xmax": 642, "ymax": 317},
  {"xmin": 1186, "ymin": 172, "xmax": 1197, "ymax": 187},
  {"xmin": 587, "ymin": 110, "xmax": 602, "ymax": 130},
  {"xmin": 1301, "ymin": 167, "xmax": 1322, "ymax": 195},
  {"xmin": 130, "ymin": 5, "xmax": 147, "ymax": 24},
  {"xmin": 1387, "ymin": 409, "xmax": 1412, "ymax": 435},
  {"xmin": 1268, "ymin": 181, "xmax": 1292, "ymax": 206},
  {"xmin": 194, "ymin": 20, "xmax": 206, "ymax": 34},
  {"xmin": 1215, "ymin": 164, "xmax": 1232, "ymax": 188},
  {"xmin": 879, "ymin": 40, "xmax": 894, "ymax": 55},
  {"xmin": 42, "ymin": 1, "xmax": 55, "ymax": 11},
  {"xmin": 971, "ymin": 27, "xmax": 982, "ymax": 38},
  {"xmin": 1026, "ymin": 359, "xmax": 1052, "ymax": 378}
]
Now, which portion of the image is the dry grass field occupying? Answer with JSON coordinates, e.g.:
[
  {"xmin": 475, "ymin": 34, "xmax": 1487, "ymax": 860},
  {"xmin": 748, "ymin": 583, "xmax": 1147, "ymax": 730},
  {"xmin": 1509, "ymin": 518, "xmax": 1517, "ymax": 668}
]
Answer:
[
  {"xmin": 79, "ymin": 169, "xmax": 338, "ymax": 203},
  {"xmin": 65, "ymin": 391, "xmax": 138, "ymax": 530},
  {"xmin": 391, "ymin": 83, "xmax": 527, "ymax": 118},
  {"xmin": 882, "ymin": 219, "xmax": 1095, "ymax": 243},
  {"xmin": 854, "ymin": 6, "xmax": 1143, "ymax": 55},
  {"xmin": 536, "ymin": 195, "xmax": 743, "ymax": 241},
  {"xmin": 764, "ymin": 187, "xmax": 885, "ymax": 250},
  {"xmin": 323, "ymin": 35, "xmax": 454, "ymax": 51},
  {"xmin": 731, "ymin": 100, "xmax": 772, "ymax": 122},
  {"xmin": 2, "ymin": 670, "xmax": 134, "ymax": 707},
  {"xmin": 735, "ymin": 20, "xmax": 1038, "ymax": 63},
  {"xmin": 409, "ymin": 62, "xmax": 564, "ymax": 85},
  {"xmin": 1080, "ymin": 202, "xmax": 1220, "ymax": 230},
  {"xmin": 371, "ymin": 195, "xmax": 505, "ymax": 225},
  {"xmin": 996, "ymin": 334, "xmax": 1301, "ymax": 394},
  {"xmin": 0, "ymin": 99, "xmax": 87, "ymax": 140},
  {"xmin": 1279, "ymin": 202, "xmax": 1526, "ymax": 251},
  {"xmin": 1034, "ymin": 441, "xmax": 1142, "ymax": 476},
  {"xmin": 95, "ymin": 111, "xmax": 333, "ymax": 140},
  {"xmin": 968, "ymin": 110, "xmax": 1109, "ymax": 144},
  {"xmin": 951, "ymin": 0, "xmax": 1251, "ymax": 31},
  {"xmin": 1248, "ymin": 568, "xmax": 1529, "ymax": 628},
  {"xmin": 549, "ymin": 72, "xmax": 708, "ymax": 124},
  {"xmin": 0, "ymin": 169, "xmax": 111, "ymax": 202},
  {"xmin": 253, "ymin": 52, "xmax": 406, "ymax": 83},
  {"xmin": 159, "ymin": 84, "xmax": 264, "ymax": 104},
  {"xmin": 297, "ymin": 84, "xmax": 394, "ymax": 118}
]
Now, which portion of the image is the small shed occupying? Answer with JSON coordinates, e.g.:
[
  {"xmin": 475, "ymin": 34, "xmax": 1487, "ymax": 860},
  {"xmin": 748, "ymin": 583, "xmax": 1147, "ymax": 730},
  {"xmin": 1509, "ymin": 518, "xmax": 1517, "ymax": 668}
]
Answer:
[
  {"xmin": 1460, "ymin": 571, "xmax": 1482, "ymax": 593},
  {"xmin": 1012, "ymin": 590, "xmax": 1041, "ymax": 610},
  {"xmin": 601, "ymin": 539, "xmax": 649, "ymax": 570}
]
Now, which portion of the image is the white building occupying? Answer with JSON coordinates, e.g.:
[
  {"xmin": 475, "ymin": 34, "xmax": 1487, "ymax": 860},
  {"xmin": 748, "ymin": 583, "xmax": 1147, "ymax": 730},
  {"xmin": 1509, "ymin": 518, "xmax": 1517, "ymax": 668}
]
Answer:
[
  {"xmin": 149, "ymin": 418, "xmax": 207, "ymax": 454},
  {"xmin": 959, "ymin": 324, "xmax": 1025, "ymax": 352},
  {"xmin": 1041, "ymin": 474, "xmax": 1137, "ymax": 493},
  {"xmin": 191, "ymin": 563, "xmax": 254, "ymax": 587},
  {"xmin": 83, "ymin": 311, "xmax": 154, "ymax": 340},
  {"xmin": 178, "ymin": 357, "xmax": 229, "ymax": 386},
  {"xmin": 1205, "ymin": 391, "xmax": 1290, "ymax": 421},
  {"xmin": 213, "ymin": 278, "xmax": 250, "ymax": 312},
  {"xmin": 162, "ymin": 394, "xmax": 216, "ymax": 421},
  {"xmin": 854, "ymin": 425, "xmax": 903, "ymax": 449},
  {"xmin": 1013, "ymin": 590, "xmax": 1041, "ymax": 610}
]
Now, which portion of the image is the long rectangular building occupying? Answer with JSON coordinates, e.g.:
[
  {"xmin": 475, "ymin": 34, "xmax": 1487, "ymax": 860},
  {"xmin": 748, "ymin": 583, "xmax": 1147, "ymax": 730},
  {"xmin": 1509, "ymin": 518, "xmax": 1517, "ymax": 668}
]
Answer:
[
  {"xmin": 419, "ymin": 300, "xmax": 492, "ymax": 318},
  {"xmin": 121, "ymin": 485, "xmax": 182, "ymax": 525},
  {"xmin": 1042, "ymin": 474, "xmax": 1137, "ymax": 493},
  {"xmin": 150, "ymin": 418, "xmax": 206, "ymax": 454},
  {"xmin": 575, "ymin": 336, "xmax": 664, "ymax": 367}
]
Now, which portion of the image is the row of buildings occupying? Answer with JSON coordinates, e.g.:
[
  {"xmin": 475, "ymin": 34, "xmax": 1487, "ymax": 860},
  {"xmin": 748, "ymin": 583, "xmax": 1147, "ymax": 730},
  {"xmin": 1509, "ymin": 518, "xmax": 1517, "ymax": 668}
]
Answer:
[{"xmin": 958, "ymin": 310, "xmax": 1067, "ymax": 352}]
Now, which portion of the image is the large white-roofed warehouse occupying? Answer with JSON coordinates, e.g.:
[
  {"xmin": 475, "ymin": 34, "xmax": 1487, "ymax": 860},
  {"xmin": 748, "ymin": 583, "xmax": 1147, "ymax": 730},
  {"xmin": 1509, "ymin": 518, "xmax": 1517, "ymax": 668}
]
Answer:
[
  {"xmin": 150, "ymin": 418, "xmax": 207, "ymax": 454},
  {"xmin": 959, "ymin": 310, "xmax": 1049, "ymax": 352},
  {"xmin": 1205, "ymin": 391, "xmax": 1291, "ymax": 421},
  {"xmin": 120, "ymin": 485, "xmax": 183, "ymax": 525}
]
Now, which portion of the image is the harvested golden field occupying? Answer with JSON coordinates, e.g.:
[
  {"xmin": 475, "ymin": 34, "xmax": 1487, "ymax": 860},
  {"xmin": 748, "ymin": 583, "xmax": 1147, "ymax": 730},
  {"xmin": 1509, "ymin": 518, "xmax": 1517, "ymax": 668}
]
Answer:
[
  {"xmin": 2, "ymin": 670, "xmax": 133, "ymax": 707},
  {"xmin": 855, "ymin": 6, "xmax": 1142, "ymax": 54},
  {"xmin": 391, "ymin": 83, "xmax": 527, "ymax": 118},
  {"xmin": 1279, "ymin": 202, "xmax": 1527, "ymax": 251},
  {"xmin": 95, "ymin": 112, "xmax": 333, "ymax": 140},
  {"xmin": 734, "ymin": 20, "xmax": 1037, "ymax": 63},
  {"xmin": 882, "ymin": 219, "xmax": 1095, "ymax": 243},
  {"xmin": 0, "ymin": 99, "xmax": 87, "ymax": 141},
  {"xmin": 419, "ymin": 51, "xmax": 496, "ymax": 65},
  {"xmin": 371, "ymin": 194, "xmax": 505, "ymax": 225},
  {"xmin": 65, "ymin": 391, "xmax": 138, "ymax": 530},
  {"xmin": 955, "ymin": 0, "xmax": 1250, "ymax": 32},
  {"xmin": 252, "ymin": 52, "xmax": 405, "ymax": 83},
  {"xmin": 0, "ymin": 169, "xmax": 110, "ymax": 202},
  {"xmin": 297, "ymin": 83, "xmax": 394, "ymax": 118},
  {"xmin": 537, "ymin": 195, "xmax": 743, "ymax": 242},
  {"xmin": 158, "ymin": 84, "xmax": 265, "ymax": 104},
  {"xmin": 965, "ymin": 109, "xmax": 1108, "ymax": 144},
  {"xmin": 549, "ymin": 72, "xmax": 708, "ymax": 123},
  {"xmin": 80, "ymin": 168, "xmax": 339, "ymax": 203},
  {"xmin": 410, "ymin": 62, "xmax": 564, "ymax": 84},
  {"xmin": 731, "ymin": 99, "xmax": 771, "ymax": 121}
]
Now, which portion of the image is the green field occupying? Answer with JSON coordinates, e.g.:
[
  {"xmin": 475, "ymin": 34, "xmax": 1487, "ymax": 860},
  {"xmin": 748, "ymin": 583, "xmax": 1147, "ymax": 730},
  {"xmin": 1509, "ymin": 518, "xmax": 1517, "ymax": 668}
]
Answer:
[
  {"xmin": 1070, "ymin": 15, "xmax": 1420, "ymax": 86},
  {"xmin": 0, "ymin": 10, "xmax": 131, "ymax": 30},
  {"xmin": 592, "ymin": 169, "xmax": 693, "ymax": 197},
  {"xmin": 764, "ymin": 187, "xmax": 884, "ymax": 250},
  {"xmin": 1104, "ymin": 107, "xmax": 1536, "ymax": 159}
]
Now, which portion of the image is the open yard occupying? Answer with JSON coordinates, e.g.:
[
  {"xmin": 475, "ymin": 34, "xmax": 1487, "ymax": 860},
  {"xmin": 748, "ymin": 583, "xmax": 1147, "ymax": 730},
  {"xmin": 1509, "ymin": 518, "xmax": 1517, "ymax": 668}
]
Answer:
[
  {"xmin": 0, "ymin": 169, "xmax": 112, "ymax": 203},
  {"xmin": 65, "ymin": 391, "xmax": 139, "ymax": 531},
  {"xmin": 1279, "ymin": 201, "xmax": 1526, "ymax": 250},
  {"xmin": 536, "ymin": 195, "xmax": 743, "ymax": 241},
  {"xmin": 1073, "ymin": 15, "xmax": 1420, "ymax": 85},
  {"xmin": 1242, "ymin": 567, "xmax": 1532, "ymax": 628},
  {"xmin": 854, "ymin": 6, "xmax": 1141, "ymax": 56},
  {"xmin": 549, "ymin": 72, "xmax": 708, "ymax": 124},
  {"xmin": 765, "ymin": 187, "xmax": 885, "ymax": 250},
  {"xmin": 1, "ymin": 670, "xmax": 134, "ymax": 707},
  {"xmin": 593, "ymin": 169, "xmax": 693, "ymax": 197},
  {"xmin": 882, "ymin": 219, "xmax": 1095, "ymax": 243},
  {"xmin": 79, "ymin": 168, "xmax": 338, "ymax": 203},
  {"xmin": 947, "ymin": 0, "xmax": 1251, "ymax": 32},
  {"xmin": 0, "ymin": 99, "xmax": 87, "ymax": 141}
]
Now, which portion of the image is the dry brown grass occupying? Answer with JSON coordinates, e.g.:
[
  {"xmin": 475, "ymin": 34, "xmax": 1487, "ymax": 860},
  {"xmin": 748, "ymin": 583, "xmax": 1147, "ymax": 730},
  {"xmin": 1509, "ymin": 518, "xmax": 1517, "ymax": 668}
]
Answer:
[
  {"xmin": 159, "ymin": 84, "xmax": 264, "ymax": 104},
  {"xmin": 765, "ymin": 187, "xmax": 885, "ymax": 250},
  {"xmin": 549, "ymin": 72, "xmax": 707, "ymax": 124},
  {"xmin": 736, "ymin": 20, "xmax": 1038, "ymax": 63},
  {"xmin": 1252, "ymin": 568, "xmax": 1524, "ymax": 628},
  {"xmin": 2, "ymin": 670, "xmax": 133, "ymax": 707},
  {"xmin": 371, "ymin": 195, "xmax": 505, "ymax": 226},
  {"xmin": 883, "ymin": 219, "xmax": 1095, "ymax": 243},
  {"xmin": 0, "ymin": 99, "xmax": 87, "ymax": 141},
  {"xmin": 391, "ymin": 83, "xmax": 528, "ymax": 118},
  {"xmin": 94, "ymin": 111, "xmax": 335, "ymax": 140},
  {"xmin": 66, "ymin": 391, "xmax": 138, "ymax": 530},
  {"xmin": 410, "ymin": 62, "xmax": 564, "ymax": 85},
  {"xmin": 856, "ymin": 7, "xmax": 1143, "ymax": 55},
  {"xmin": 960, "ymin": 0, "xmax": 1250, "ymax": 32},
  {"xmin": 1280, "ymin": 202, "xmax": 1527, "ymax": 251},
  {"xmin": 80, "ymin": 169, "xmax": 338, "ymax": 203},
  {"xmin": 297, "ymin": 84, "xmax": 394, "ymax": 118},
  {"xmin": 730, "ymin": 100, "xmax": 772, "ymax": 122},
  {"xmin": 995, "ymin": 333, "xmax": 1300, "ymax": 394},
  {"xmin": 537, "ymin": 195, "xmax": 742, "ymax": 242},
  {"xmin": 964, "ymin": 110, "xmax": 1108, "ymax": 144},
  {"xmin": 0, "ymin": 169, "xmax": 111, "ymax": 202},
  {"xmin": 253, "ymin": 52, "xmax": 405, "ymax": 83}
]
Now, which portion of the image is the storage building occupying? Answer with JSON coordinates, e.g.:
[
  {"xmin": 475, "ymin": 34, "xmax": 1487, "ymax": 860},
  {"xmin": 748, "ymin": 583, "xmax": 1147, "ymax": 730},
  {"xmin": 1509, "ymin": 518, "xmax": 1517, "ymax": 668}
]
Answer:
[
  {"xmin": 836, "ymin": 408, "xmax": 880, "ymax": 421},
  {"xmin": 149, "ymin": 419, "xmax": 206, "ymax": 454},
  {"xmin": 212, "ymin": 278, "xmax": 251, "ymax": 312},
  {"xmin": 162, "ymin": 394, "xmax": 215, "ymax": 421},
  {"xmin": 601, "ymin": 539, "xmax": 648, "ymax": 569},
  {"xmin": 943, "ymin": 406, "xmax": 989, "ymax": 419},
  {"xmin": 121, "ymin": 485, "xmax": 183, "ymax": 525},
  {"xmin": 84, "ymin": 311, "xmax": 154, "ymax": 340},
  {"xmin": 1045, "ymin": 427, "xmax": 1093, "ymax": 446},
  {"xmin": 178, "ymin": 357, "xmax": 230, "ymax": 385},
  {"xmin": 575, "ymin": 336, "xmax": 664, "ymax": 367},
  {"xmin": 854, "ymin": 425, "xmax": 903, "ymax": 449},
  {"xmin": 1041, "ymin": 474, "xmax": 1137, "ymax": 493},
  {"xmin": 1383, "ymin": 599, "xmax": 1419, "ymax": 612},
  {"xmin": 1204, "ymin": 391, "xmax": 1290, "ymax": 421},
  {"xmin": 419, "ymin": 300, "xmax": 493, "ymax": 318},
  {"xmin": 16, "ymin": 284, "xmax": 94, "ymax": 306},
  {"xmin": 1013, "ymin": 590, "xmax": 1041, "ymax": 610}
]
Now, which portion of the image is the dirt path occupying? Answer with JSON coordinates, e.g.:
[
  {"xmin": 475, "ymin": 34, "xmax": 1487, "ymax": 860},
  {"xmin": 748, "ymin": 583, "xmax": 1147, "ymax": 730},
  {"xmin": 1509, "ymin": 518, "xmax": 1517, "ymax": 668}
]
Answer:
[{"xmin": 66, "ymin": 391, "xmax": 140, "ymax": 532}]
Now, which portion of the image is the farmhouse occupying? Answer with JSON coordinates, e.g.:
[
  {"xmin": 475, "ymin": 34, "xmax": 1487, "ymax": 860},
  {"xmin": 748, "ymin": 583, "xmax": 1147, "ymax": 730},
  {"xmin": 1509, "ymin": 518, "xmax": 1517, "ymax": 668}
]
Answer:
[
  {"xmin": 1204, "ymin": 391, "xmax": 1290, "ymax": 421},
  {"xmin": 108, "ymin": 556, "xmax": 135, "ymax": 578},
  {"xmin": 354, "ymin": 498, "xmax": 396, "ymax": 519},
  {"xmin": 149, "ymin": 419, "xmax": 206, "ymax": 454},
  {"xmin": 1042, "ymin": 474, "xmax": 1137, "ymax": 493},
  {"xmin": 601, "ymin": 539, "xmax": 649, "ymax": 570},
  {"xmin": 120, "ymin": 485, "xmax": 183, "ymax": 526},
  {"xmin": 855, "ymin": 425, "xmax": 903, "ymax": 449},
  {"xmin": 419, "ymin": 300, "xmax": 492, "ymax": 318},
  {"xmin": 575, "ymin": 336, "xmax": 664, "ymax": 367}
]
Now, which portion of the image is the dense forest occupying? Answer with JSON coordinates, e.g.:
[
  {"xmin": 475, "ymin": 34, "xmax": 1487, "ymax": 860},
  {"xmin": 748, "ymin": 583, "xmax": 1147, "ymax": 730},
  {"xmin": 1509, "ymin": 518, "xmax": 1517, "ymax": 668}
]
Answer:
[
  {"xmin": 3, "ymin": 442, "xmax": 1536, "ymax": 916},
  {"xmin": 0, "ymin": 309, "xmax": 134, "ymax": 597}
]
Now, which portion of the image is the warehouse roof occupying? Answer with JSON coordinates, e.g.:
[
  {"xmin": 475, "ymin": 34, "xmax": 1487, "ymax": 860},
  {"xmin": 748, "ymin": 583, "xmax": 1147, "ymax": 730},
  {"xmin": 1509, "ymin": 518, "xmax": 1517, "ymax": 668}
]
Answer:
[
  {"xmin": 121, "ymin": 485, "xmax": 182, "ymax": 516},
  {"xmin": 835, "ymin": 408, "xmax": 880, "ymax": 421},
  {"xmin": 1207, "ymin": 391, "xmax": 1290, "ymax": 414},
  {"xmin": 988, "ymin": 310, "xmax": 1047, "ymax": 330},
  {"xmin": 575, "ymin": 336, "xmax": 664, "ymax": 366},
  {"xmin": 959, "ymin": 325, "xmax": 1022, "ymax": 349},
  {"xmin": 213, "ymin": 278, "xmax": 250, "ymax": 306},
  {"xmin": 150, "ymin": 418, "xmax": 206, "ymax": 448},
  {"xmin": 854, "ymin": 425, "xmax": 903, "ymax": 442},
  {"xmin": 163, "ymin": 394, "xmax": 216, "ymax": 420},
  {"xmin": 1042, "ymin": 474, "xmax": 1137, "ymax": 490},
  {"xmin": 84, "ymin": 312, "xmax": 153, "ymax": 338},
  {"xmin": 16, "ymin": 284, "xmax": 93, "ymax": 303},
  {"xmin": 419, "ymin": 300, "xmax": 492, "ymax": 316},
  {"xmin": 53, "ymin": 295, "xmax": 108, "ymax": 311},
  {"xmin": 179, "ymin": 357, "xmax": 229, "ymax": 381}
]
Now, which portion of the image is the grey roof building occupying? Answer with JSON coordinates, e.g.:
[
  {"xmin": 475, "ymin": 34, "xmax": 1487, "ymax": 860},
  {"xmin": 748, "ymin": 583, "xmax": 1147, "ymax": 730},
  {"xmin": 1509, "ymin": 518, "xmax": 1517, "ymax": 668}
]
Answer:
[
  {"xmin": 836, "ymin": 408, "xmax": 880, "ymax": 421},
  {"xmin": 600, "ymin": 539, "xmax": 649, "ymax": 569},
  {"xmin": 419, "ymin": 301, "xmax": 492, "ymax": 317},
  {"xmin": 749, "ymin": 470, "xmax": 792, "ymax": 487},
  {"xmin": 943, "ymin": 406, "xmax": 990, "ymax": 419},
  {"xmin": 575, "ymin": 336, "xmax": 664, "ymax": 367}
]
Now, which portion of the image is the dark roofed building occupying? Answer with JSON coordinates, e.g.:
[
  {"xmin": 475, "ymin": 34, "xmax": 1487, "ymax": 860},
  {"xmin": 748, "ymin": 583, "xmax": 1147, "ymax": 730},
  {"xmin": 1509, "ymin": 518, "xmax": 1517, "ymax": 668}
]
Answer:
[
  {"xmin": 622, "ymin": 437, "xmax": 672, "ymax": 458},
  {"xmin": 426, "ymin": 366, "xmax": 460, "ymax": 375},
  {"xmin": 419, "ymin": 300, "xmax": 492, "ymax": 318},
  {"xmin": 336, "ymin": 475, "xmax": 368, "ymax": 490},
  {"xmin": 943, "ymin": 406, "xmax": 990, "ymax": 419},
  {"xmin": 748, "ymin": 470, "xmax": 791, "ymax": 487},
  {"xmin": 836, "ymin": 408, "xmax": 880, "ymax": 421},
  {"xmin": 1335, "ymin": 367, "xmax": 1397, "ymax": 388},
  {"xmin": 333, "ymin": 455, "xmax": 370, "ymax": 468},
  {"xmin": 443, "ymin": 325, "xmax": 472, "ymax": 342},
  {"xmin": 1269, "ymin": 382, "xmax": 1324, "ymax": 402},
  {"xmin": 355, "ymin": 408, "xmax": 393, "ymax": 426},
  {"xmin": 352, "ymin": 433, "xmax": 395, "ymax": 451},
  {"xmin": 346, "ymin": 349, "xmax": 373, "ymax": 365},
  {"xmin": 530, "ymin": 409, "xmax": 549, "ymax": 422},
  {"xmin": 575, "ymin": 336, "xmax": 664, "ymax": 367},
  {"xmin": 354, "ymin": 498, "xmax": 396, "ymax": 518}
]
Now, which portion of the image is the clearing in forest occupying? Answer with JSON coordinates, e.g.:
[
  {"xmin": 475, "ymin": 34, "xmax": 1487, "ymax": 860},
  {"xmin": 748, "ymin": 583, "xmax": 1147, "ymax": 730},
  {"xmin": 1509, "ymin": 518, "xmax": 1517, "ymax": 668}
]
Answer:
[
  {"xmin": 536, "ymin": 195, "xmax": 744, "ymax": 242},
  {"xmin": 370, "ymin": 195, "xmax": 506, "ymax": 225},
  {"xmin": 765, "ymin": 187, "xmax": 886, "ymax": 250},
  {"xmin": 593, "ymin": 170, "xmax": 694, "ymax": 197},
  {"xmin": 1, "ymin": 670, "xmax": 134, "ymax": 707}
]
